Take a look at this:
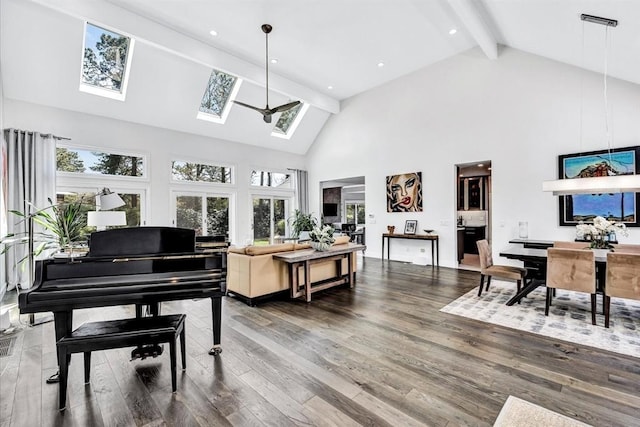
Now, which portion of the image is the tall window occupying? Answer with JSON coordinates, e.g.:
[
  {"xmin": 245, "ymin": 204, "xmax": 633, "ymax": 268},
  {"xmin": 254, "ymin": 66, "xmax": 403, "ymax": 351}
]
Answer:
[
  {"xmin": 80, "ymin": 22, "xmax": 134, "ymax": 100},
  {"xmin": 197, "ymin": 69, "xmax": 241, "ymax": 124},
  {"xmin": 174, "ymin": 193, "xmax": 231, "ymax": 237},
  {"xmin": 252, "ymin": 196, "xmax": 288, "ymax": 245},
  {"xmin": 346, "ymin": 203, "xmax": 366, "ymax": 226}
]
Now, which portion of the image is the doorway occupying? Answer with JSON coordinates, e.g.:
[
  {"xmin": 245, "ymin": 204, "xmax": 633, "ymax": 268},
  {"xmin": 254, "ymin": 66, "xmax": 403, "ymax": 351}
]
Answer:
[
  {"xmin": 319, "ymin": 176, "xmax": 366, "ymax": 245},
  {"xmin": 455, "ymin": 161, "xmax": 492, "ymax": 270}
]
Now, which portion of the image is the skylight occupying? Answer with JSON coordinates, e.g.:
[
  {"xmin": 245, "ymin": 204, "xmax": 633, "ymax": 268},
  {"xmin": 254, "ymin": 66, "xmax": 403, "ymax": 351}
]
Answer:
[
  {"xmin": 271, "ymin": 102, "xmax": 309, "ymax": 139},
  {"xmin": 80, "ymin": 22, "xmax": 134, "ymax": 101},
  {"xmin": 197, "ymin": 69, "xmax": 241, "ymax": 124}
]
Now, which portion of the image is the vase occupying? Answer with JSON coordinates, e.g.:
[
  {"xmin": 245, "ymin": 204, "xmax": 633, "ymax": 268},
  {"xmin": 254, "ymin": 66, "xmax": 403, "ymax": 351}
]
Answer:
[
  {"xmin": 311, "ymin": 241, "xmax": 331, "ymax": 252},
  {"xmin": 592, "ymin": 248, "xmax": 610, "ymax": 258}
]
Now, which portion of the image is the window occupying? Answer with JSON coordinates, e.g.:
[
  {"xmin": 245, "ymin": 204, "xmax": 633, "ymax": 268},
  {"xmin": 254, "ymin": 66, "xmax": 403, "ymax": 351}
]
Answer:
[
  {"xmin": 57, "ymin": 147, "xmax": 145, "ymax": 177},
  {"xmin": 56, "ymin": 189, "xmax": 143, "ymax": 236},
  {"xmin": 80, "ymin": 22, "xmax": 134, "ymax": 101},
  {"xmin": 197, "ymin": 69, "xmax": 241, "ymax": 124},
  {"xmin": 174, "ymin": 193, "xmax": 231, "ymax": 238},
  {"xmin": 250, "ymin": 170, "xmax": 292, "ymax": 188},
  {"xmin": 171, "ymin": 161, "xmax": 232, "ymax": 184},
  {"xmin": 271, "ymin": 102, "xmax": 309, "ymax": 139},
  {"xmin": 346, "ymin": 203, "xmax": 366, "ymax": 226},
  {"xmin": 252, "ymin": 196, "xmax": 289, "ymax": 245}
]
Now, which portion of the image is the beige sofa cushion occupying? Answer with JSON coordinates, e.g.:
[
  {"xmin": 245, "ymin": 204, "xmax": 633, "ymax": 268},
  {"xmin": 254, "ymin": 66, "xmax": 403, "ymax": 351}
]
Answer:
[
  {"xmin": 228, "ymin": 246, "xmax": 247, "ymax": 255},
  {"xmin": 333, "ymin": 235, "xmax": 351, "ymax": 246},
  {"xmin": 294, "ymin": 242, "xmax": 312, "ymax": 250},
  {"xmin": 245, "ymin": 243, "xmax": 295, "ymax": 256}
]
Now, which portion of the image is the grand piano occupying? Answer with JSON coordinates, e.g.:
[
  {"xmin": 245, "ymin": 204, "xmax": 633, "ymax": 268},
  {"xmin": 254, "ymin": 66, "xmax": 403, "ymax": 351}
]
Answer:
[{"xmin": 19, "ymin": 226, "xmax": 227, "ymax": 382}]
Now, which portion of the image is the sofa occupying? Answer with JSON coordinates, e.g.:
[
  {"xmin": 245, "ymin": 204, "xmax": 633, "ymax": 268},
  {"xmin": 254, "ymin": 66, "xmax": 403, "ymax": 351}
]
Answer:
[{"xmin": 227, "ymin": 235, "xmax": 355, "ymax": 305}]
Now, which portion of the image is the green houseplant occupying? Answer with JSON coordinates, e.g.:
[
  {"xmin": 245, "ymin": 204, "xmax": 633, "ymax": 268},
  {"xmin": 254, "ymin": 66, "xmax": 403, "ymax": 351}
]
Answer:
[
  {"xmin": 288, "ymin": 210, "xmax": 318, "ymax": 239},
  {"xmin": 0, "ymin": 198, "xmax": 88, "ymax": 262},
  {"xmin": 308, "ymin": 225, "xmax": 335, "ymax": 251}
]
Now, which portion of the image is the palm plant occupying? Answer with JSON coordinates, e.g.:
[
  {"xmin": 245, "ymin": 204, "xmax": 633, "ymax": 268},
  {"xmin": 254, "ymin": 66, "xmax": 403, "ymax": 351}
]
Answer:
[{"xmin": 0, "ymin": 198, "xmax": 88, "ymax": 263}]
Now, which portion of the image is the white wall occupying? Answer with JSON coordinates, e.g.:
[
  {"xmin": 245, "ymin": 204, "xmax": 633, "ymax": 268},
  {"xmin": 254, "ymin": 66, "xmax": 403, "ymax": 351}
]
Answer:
[
  {"xmin": 3, "ymin": 99, "xmax": 306, "ymax": 244},
  {"xmin": 307, "ymin": 47, "xmax": 640, "ymax": 267}
]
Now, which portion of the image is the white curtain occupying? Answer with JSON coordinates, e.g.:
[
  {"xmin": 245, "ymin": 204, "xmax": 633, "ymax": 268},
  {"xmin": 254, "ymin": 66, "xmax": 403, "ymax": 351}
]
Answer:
[
  {"xmin": 294, "ymin": 169, "xmax": 309, "ymax": 214},
  {"xmin": 3, "ymin": 129, "xmax": 57, "ymax": 291}
]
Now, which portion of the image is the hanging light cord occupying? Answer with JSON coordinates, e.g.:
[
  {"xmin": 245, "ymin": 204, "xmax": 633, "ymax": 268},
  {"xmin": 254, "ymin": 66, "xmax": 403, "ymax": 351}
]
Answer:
[{"xmin": 603, "ymin": 25, "xmax": 613, "ymax": 166}]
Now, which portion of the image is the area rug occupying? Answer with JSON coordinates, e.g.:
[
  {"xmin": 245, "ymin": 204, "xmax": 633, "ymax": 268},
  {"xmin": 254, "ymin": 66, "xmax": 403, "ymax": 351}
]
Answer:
[
  {"xmin": 440, "ymin": 281, "xmax": 640, "ymax": 358},
  {"xmin": 493, "ymin": 396, "xmax": 591, "ymax": 427}
]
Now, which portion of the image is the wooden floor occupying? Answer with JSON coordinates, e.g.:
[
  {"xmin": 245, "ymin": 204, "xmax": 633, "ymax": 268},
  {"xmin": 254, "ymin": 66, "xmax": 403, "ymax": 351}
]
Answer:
[{"xmin": 1, "ymin": 258, "xmax": 639, "ymax": 426}]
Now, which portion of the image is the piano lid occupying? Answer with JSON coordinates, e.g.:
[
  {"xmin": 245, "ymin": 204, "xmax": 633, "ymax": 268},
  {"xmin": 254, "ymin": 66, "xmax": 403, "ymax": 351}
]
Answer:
[{"xmin": 88, "ymin": 227, "xmax": 196, "ymax": 257}]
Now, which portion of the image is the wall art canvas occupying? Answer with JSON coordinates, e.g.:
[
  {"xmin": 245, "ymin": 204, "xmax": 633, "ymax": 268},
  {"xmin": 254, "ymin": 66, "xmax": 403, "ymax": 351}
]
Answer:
[
  {"xmin": 386, "ymin": 171, "xmax": 423, "ymax": 212},
  {"xmin": 558, "ymin": 146, "xmax": 640, "ymax": 226}
]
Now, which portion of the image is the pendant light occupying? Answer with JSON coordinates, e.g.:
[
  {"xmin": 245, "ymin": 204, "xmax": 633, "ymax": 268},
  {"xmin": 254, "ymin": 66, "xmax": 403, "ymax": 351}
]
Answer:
[{"xmin": 542, "ymin": 14, "xmax": 640, "ymax": 196}]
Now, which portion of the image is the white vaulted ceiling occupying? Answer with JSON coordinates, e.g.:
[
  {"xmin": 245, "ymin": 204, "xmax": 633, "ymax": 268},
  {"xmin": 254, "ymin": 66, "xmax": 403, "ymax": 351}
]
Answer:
[{"xmin": 1, "ymin": 0, "xmax": 639, "ymax": 155}]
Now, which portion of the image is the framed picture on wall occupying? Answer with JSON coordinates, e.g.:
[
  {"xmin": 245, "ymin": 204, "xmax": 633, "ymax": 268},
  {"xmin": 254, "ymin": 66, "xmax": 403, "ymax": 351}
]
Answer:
[
  {"xmin": 558, "ymin": 145, "xmax": 640, "ymax": 226},
  {"xmin": 404, "ymin": 220, "xmax": 417, "ymax": 235},
  {"xmin": 386, "ymin": 172, "xmax": 423, "ymax": 212}
]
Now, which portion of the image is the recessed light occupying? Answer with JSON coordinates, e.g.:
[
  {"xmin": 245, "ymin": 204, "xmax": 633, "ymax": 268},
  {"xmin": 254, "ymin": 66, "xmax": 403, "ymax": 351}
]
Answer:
[
  {"xmin": 459, "ymin": 174, "xmax": 464, "ymax": 177},
  {"xmin": 270, "ymin": 58, "xmax": 278, "ymax": 64},
  {"xmin": 209, "ymin": 29, "xmax": 218, "ymax": 37},
  {"xmin": 488, "ymin": 167, "xmax": 492, "ymax": 170},
  {"xmin": 478, "ymin": 163, "xmax": 484, "ymax": 167},
  {"xmin": 449, "ymin": 28, "xmax": 457, "ymax": 35},
  {"xmin": 327, "ymin": 85, "xmax": 333, "ymax": 90},
  {"xmin": 377, "ymin": 61, "xmax": 385, "ymax": 68}
]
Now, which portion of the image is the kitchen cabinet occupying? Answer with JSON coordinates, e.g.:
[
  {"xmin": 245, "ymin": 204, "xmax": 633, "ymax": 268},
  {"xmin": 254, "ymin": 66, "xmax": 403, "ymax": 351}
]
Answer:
[
  {"xmin": 457, "ymin": 228, "xmax": 464, "ymax": 262},
  {"xmin": 463, "ymin": 226, "xmax": 486, "ymax": 254},
  {"xmin": 458, "ymin": 176, "xmax": 485, "ymax": 210}
]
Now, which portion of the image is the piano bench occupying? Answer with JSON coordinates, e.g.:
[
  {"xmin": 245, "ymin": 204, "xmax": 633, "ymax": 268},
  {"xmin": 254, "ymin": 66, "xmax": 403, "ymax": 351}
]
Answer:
[{"xmin": 56, "ymin": 314, "xmax": 186, "ymax": 411}]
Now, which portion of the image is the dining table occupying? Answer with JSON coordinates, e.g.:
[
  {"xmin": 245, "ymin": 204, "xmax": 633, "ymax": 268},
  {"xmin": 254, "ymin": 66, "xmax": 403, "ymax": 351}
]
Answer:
[{"xmin": 499, "ymin": 245, "xmax": 608, "ymax": 306}]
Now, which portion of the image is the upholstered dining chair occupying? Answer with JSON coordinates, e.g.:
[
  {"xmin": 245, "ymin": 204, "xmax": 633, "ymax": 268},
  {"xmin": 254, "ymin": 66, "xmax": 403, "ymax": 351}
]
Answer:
[
  {"xmin": 604, "ymin": 252, "xmax": 640, "ymax": 328},
  {"xmin": 611, "ymin": 244, "xmax": 640, "ymax": 254},
  {"xmin": 553, "ymin": 241, "xmax": 590, "ymax": 249},
  {"xmin": 476, "ymin": 239, "xmax": 527, "ymax": 298},
  {"xmin": 545, "ymin": 248, "xmax": 597, "ymax": 325}
]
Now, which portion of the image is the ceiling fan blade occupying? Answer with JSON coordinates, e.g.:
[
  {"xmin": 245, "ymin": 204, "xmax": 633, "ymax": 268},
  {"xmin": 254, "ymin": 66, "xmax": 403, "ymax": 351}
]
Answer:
[
  {"xmin": 271, "ymin": 100, "xmax": 301, "ymax": 114},
  {"xmin": 233, "ymin": 100, "xmax": 269, "ymax": 115}
]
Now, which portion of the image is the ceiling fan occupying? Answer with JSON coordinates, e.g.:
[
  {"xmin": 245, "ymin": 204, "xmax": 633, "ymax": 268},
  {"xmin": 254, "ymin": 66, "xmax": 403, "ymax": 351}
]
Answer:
[{"xmin": 233, "ymin": 24, "xmax": 301, "ymax": 124}]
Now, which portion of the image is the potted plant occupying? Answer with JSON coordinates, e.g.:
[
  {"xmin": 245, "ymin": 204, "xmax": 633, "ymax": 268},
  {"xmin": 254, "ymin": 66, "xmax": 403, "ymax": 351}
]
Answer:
[
  {"xmin": 576, "ymin": 216, "xmax": 628, "ymax": 250},
  {"xmin": 0, "ymin": 197, "xmax": 89, "ymax": 263},
  {"xmin": 288, "ymin": 209, "xmax": 318, "ymax": 239},
  {"xmin": 308, "ymin": 225, "xmax": 336, "ymax": 251}
]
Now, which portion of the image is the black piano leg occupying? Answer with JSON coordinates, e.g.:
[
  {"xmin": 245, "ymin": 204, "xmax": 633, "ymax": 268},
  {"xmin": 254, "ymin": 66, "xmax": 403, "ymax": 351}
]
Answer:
[
  {"xmin": 209, "ymin": 297, "xmax": 222, "ymax": 356},
  {"xmin": 48, "ymin": 311, "xmax": 73, "ymax": 384}
]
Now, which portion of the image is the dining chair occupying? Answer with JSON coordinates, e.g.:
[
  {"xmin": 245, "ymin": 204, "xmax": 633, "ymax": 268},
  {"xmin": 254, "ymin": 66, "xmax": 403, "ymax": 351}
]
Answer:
[
  {"xmin": 604, "ymin": 252, "xmax": 640, "ymax": 328},
  {"xmin": 611, "ymin": 243, "xmax": 640, "ymax": 254},
  {"xmin": 553, "ymin": 241, "xmax": 590, "ymax": 249},
  {"xmin": 545, "ymin": 248, "xmax": 597, "ymax": 325},
  {"xmin": 476, "ymin": 239, "xmax": 527, "ymax": 298}
]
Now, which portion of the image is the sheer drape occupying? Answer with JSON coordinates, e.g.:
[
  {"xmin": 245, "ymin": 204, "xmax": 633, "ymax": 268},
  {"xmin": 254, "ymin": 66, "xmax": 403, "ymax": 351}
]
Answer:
[
  {"xmin": 294, "ymin": 169, "xmax": 309, "ymax": 214},
  {"xmin": 3, "ymin": 129, "xmax": 56, "ymax": 291}
]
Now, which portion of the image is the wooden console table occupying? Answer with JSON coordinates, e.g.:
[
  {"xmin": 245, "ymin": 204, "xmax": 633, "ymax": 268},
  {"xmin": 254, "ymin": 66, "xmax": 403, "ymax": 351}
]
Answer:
[
  {"xmin": 273, "ymin": 243, "xmax": 365, "ymax": 302},
  {"xmin": 382, "ymin": 233, "xmax": 439, "ymax": 267}
]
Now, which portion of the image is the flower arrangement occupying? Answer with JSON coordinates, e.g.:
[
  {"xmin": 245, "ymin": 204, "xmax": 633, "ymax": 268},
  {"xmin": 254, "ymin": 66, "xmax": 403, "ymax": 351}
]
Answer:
[
  {"xmin": 575, "ymin": 216, "xmax": 628, "ymax": 249},
  {"xmin": 308, "ymin": 225, "xmax": 335, "ymax": 251}
]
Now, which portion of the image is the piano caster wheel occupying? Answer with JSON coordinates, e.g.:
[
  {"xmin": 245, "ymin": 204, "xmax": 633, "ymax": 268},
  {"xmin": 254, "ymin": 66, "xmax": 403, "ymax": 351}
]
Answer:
[
  {"xmin": 208, "ymin": 347, "xmax": 222, "ymax": 356},
  {"xmin": 131, "ymin": 344, "xmax": 164, "ymax": 360}
]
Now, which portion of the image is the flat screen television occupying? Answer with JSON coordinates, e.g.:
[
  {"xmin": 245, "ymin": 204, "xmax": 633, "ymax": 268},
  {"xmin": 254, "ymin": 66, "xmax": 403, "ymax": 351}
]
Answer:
[{"xmin": 323, "ymin": 203, "xmax": 338, "ymax": 217}]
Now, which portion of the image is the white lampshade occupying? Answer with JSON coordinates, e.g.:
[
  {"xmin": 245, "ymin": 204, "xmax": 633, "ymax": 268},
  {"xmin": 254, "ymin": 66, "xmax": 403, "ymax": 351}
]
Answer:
[
  {"xmin": 87, "ymin": 211, "xmax": 126, "ymax": 227},
  {"xmin": 98, "ymin": 190, "xmax": 125, "ymax": 210},
  {"xmin": 543, "ymin": 175, "xmax": 640, "ymax": 196}
]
